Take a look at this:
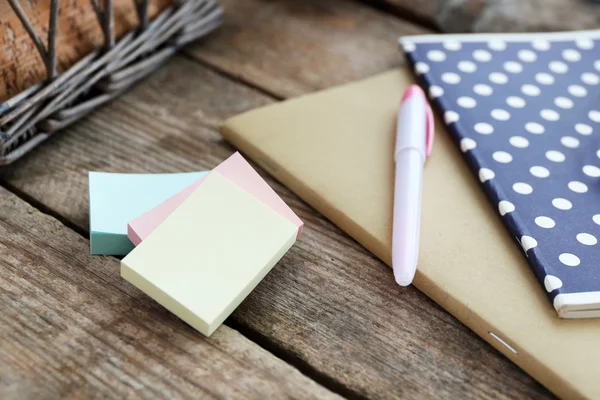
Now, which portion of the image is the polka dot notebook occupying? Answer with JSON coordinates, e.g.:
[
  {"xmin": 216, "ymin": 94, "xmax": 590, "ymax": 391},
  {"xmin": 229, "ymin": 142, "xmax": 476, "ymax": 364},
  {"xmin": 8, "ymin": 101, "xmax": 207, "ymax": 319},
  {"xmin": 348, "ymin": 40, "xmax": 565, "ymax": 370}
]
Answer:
[{"xmin": 401, "ymin": 30, "xmax": 600, "ymax": 318}]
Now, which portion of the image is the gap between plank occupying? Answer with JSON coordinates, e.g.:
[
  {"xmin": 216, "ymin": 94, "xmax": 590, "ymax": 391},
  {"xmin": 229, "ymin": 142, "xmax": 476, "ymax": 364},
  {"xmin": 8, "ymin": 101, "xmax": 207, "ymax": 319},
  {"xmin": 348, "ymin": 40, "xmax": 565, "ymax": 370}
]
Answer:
[
  {"xmin": 179, "ymin": 51, "xmax": 285, "ymax": 101},
  {"xmin": 226, "ymin": 318, "xmax": 369, "ymax": 400},
  {"xmin": 0, "ymin": 178, "xmax": 89, "ymax": 239},
  {"xmin": 0, "ymin": 178, "xmax": 362, "ymax": 399}
]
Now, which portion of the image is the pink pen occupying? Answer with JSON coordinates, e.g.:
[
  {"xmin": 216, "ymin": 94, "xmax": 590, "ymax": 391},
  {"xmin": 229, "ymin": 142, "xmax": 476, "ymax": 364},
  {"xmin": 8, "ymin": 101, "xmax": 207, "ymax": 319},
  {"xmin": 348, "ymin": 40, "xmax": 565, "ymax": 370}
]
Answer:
[{"xmin": 392, "ymin": 84, "xmax": 434, "ymax": 286}]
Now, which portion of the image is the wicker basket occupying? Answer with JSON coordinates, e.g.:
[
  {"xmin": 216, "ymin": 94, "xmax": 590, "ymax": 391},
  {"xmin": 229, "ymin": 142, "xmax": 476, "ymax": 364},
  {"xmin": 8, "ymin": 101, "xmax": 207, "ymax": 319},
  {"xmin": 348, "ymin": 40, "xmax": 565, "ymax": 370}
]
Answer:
[{"xmin": 0, "ymin": 0, "xmax": 223, "ymax": 165}]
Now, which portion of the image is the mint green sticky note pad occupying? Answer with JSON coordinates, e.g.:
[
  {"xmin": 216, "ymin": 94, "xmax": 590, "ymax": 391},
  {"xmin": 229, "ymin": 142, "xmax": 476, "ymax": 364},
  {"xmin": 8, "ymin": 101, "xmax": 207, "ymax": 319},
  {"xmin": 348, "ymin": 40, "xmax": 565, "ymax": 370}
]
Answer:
[{"xmin": 89, "ymin": 171, "xmax": 207, "ymax": 255}]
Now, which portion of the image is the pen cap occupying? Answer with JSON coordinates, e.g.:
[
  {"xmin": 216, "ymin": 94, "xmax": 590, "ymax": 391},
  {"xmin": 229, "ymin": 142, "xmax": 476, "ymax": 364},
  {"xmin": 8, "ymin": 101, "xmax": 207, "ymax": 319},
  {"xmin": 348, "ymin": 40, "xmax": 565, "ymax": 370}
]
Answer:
[{"xmin": 396, "ymin": 85, "xmax": 431, "ymax": 160}]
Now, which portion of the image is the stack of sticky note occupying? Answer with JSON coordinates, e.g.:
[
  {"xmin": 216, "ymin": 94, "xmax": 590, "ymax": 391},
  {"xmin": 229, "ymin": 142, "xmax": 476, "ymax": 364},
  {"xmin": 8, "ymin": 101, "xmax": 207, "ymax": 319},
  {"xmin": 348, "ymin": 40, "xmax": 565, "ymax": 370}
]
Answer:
[{"xmin": 88, "ymin": 153, "xmax": 303, "ymax": 336}]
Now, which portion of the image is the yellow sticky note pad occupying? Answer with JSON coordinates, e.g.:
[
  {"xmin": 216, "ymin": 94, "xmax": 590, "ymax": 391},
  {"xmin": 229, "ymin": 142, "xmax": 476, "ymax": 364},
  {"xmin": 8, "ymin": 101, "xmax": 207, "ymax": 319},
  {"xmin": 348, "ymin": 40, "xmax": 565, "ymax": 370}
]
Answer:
[{"xmin": 121, "ymin": 172, "xmax": 298, "ymax": 336}]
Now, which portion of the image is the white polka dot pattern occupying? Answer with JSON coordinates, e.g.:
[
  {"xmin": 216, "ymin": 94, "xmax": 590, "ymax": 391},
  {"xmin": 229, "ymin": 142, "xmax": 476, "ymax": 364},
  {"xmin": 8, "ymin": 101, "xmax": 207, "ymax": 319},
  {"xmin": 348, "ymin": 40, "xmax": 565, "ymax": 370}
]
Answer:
[
  {"xmin": 493, "ymin": 151, "xmax": 512, "ymax": 163},
  {"xmin": 498, "ymin": 200, "xmax": 515, "ymax": 215},
  {"xmin": 518, "ymin": 49, "xmax": 537, "ymax": 62},
  {"xmin": 479, "ymin": 168, "xmax": 495, "ymax": 182},
  {"xmin": 442, "ymin": 72, "xmax": 461, "ymax": 84},
  {"xmin": 560, "ymin": 136, "xmax": 580, "ymax": 148},
  {"xmin": 546, "ymin": 150, "xmax": 565, "ymax": 162},
  {"xmin": 473, "ymin": 84, "xmax": 493, "ymax": 96},
  {"xmin": 460, "ymin": 138, "xmax": 476, "ymax": 152},
  {"xmin": 568, "ymin": 181, "xmax": 588, "ymax": 193},
  {"xmin": 513, "ymin": 182, "xmax": 533, "ymax": 194},
  {"xmin": 536, "ymin": 72, "xmax": 555, "ymax": 85},
  {"xmin": 521, "ymin": 84, "xmax": 541, "ymax": 96},
  {"xmin": 582, "ymin": 72, "xmax": 599, "ymax": 85},
  {"xmin": 568, "ymin": 85, "xmax": 587, "ymax": 97},
  {"xmin": 405, "ymin": 34, "xmax": 600, "ymax": 307},
  {"xmin": 458, "ymin": 61, "xmax": 477, "ymax": 73},
  {"xmin": 536, "ymin": 216, "xmax": 556, "ymax": 228},
  {"xmin": 576, "ymin": 38, "xmax": 594, "ymax": 50},
  {"xmin": 414, "ymin": 62, "xmax": 430, "ymax": 75},
  {"xmin": 491, "ymin": 109, "xmax": 510, "ymax": 121},
  {"xmin": 559, "ymin": 253, "xmax": 580, "ymax": 267},
  {"xmin": 444, "ymin": 110, "xmax": 459, "ymax": 124},
  {"xmin": 506, "ymin": 96, "xmax": 526, "ymax": 108},
  {"xmin": 402, "ymin": 41, "xmax": 415, "ymax": 52},
  {"xmin": 563, "ymin": 49, "xmax": 581, "ymax": 62},
  {"xmin": 444, "ymin": 40, "xmax": 462, "ymax": 51},
  {"xmin": 521, "ymin": 235, "xmax": 538, "ymax": 252},
  {"xmin": 525, "ymin": 122, "xmax": 544, "ymax": 134},
  {"xmin": 575, "ymin": 123, "xmax": 592, "ymax": 135},
  {"xmin": 540, "ymin": 109, "xmax": 560, "ymax": 121},
  {"xmin": 474, "ymin": 122, "xmax": 494, "ymax": 135},
  {"xmin": 457, "ymin": 96, "xmax": 477, "ymax": 108},
  {"xmin": 577, "ymin": 233, "xmax": 597, "ymax": 246},
  {"xmin": 427, "ymin": 50, "xmax": 446, "ymax": 62},
  {"xmin": 554, "ymin": 97, "xmax": 573, "ymax": 109},
  {"xmin": 473, "ymin": 49, "xmax": 492, "ymax": 62},
  {"xmin": 509, "ymin": 136, "xmax": 529, "ymax": 148},
  {"xmin": 552, "ymin": 198, "xmax": 572, "ymax": 210},
  {"xmin": 544, "ymin": 275, "xmax": 563, "ymax": 292},
  {"xmin": 549, "ymin": 61, "xmax": 568, "ymax": 74},
  {"xmin": 504, "ymin": 61, "xmax": 522, "ymax": 73},
  {"xmin": 489, "ymin": 72, "xmax": 508, "ymax": 84},
  {"xmin": 488, "ymin": 40, "xmax": 506, "ymax": 51},
  {"xmin": 429, "ymin": 85, "xmax": 444, "ymax": 98},
  {"xmin": 530, "ymin": 166, "xmax": 550, "ymax": 178},
  {"xmin": 583, "ymin": 165, "xmax": 600, "ymax": 177},
  {"xmin": 532, "ymin": 39, "xmax": 550, "ymax": 51}
]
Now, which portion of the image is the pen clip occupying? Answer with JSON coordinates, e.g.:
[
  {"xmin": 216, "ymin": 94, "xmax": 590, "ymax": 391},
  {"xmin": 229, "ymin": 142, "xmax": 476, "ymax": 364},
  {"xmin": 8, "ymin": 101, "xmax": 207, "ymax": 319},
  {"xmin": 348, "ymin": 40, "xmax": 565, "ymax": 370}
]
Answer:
[{"xmin": 424, "ymin": 95, "xmax": 434, "ymax": 159}]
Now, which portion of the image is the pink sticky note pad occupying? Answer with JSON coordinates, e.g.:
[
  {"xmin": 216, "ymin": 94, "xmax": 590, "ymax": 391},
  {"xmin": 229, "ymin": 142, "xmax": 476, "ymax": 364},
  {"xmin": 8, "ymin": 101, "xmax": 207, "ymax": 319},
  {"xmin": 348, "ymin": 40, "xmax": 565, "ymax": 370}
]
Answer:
[{"xmin": 127, "ymin": 152, "xmax": 303, "ymax": 245}]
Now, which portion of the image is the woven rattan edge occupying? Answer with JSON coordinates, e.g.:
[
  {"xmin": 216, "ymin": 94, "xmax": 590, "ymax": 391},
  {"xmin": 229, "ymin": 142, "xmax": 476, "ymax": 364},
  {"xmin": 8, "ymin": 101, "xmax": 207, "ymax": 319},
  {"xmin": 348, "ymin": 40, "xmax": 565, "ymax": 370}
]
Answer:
[{"xmin": 0, "ymin": 0, "xmax": 223, "ymax": 166}]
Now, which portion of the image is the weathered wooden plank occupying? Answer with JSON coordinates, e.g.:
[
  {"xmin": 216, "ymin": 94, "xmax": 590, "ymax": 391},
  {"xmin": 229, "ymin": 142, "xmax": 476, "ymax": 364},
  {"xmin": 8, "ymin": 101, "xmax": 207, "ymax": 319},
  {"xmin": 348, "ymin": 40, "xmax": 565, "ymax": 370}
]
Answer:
[
  {"xmin": 0, "ymin": 0, "xmax": 172, "ymax": 103},
  {"xmin": 184, "ymin": 0, "xmax": 429, "ymax": 98},
  {"xmin": 0, "ymin": 53, "xmax": 552, "ymax": 398},
  {"xmin": 359, "ymin": 0, "xmax": 600, "ymax": 33},
  {"xmin": 0, "ymin": 185, "xmax": 342, "ymax": 400},
  {"xmin": 469, "ymin": 0, "xmax": 600, "ymax": 33}
]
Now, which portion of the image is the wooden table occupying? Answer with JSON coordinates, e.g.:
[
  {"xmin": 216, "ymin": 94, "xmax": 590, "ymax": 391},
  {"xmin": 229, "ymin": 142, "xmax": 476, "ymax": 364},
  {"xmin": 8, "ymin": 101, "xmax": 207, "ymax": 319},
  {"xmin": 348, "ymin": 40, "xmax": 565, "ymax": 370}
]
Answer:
[{"xmin": 5, "ymin": 0, "xmax": 590, "ymax": 398}]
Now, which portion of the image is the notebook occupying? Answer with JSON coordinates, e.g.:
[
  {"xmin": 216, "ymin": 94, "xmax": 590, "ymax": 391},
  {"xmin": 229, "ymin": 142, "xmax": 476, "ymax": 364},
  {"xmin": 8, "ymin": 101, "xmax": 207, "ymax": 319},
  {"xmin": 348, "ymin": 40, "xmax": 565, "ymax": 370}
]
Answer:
[
  {"xmin": 399, "ymin": 30, "xmax": 600, "ymax": 318},
  {"xmin": 220, "ymin": 69, "xmax": 600, "ymax": 400}
]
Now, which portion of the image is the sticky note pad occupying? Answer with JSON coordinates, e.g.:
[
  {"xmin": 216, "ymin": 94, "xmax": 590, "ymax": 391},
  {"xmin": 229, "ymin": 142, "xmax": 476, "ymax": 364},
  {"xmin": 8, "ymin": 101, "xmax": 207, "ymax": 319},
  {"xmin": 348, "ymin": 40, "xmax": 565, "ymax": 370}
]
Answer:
[
  {"xmin": 121, "ymin": 172, "xmax": 298, "ymax": 337},
  {"xmin": 127, "ymin": 152, "xmax": 303, "ymax": 246},
  {"xmin": 89, "ymin": 171, "xmax": 207, "ymax": 255}
]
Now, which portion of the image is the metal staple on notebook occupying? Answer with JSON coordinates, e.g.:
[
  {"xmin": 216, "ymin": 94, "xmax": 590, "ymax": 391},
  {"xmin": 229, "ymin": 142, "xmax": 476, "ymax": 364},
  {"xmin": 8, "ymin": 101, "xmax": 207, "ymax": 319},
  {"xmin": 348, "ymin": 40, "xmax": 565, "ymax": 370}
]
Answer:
[{"xmin": 0, "ymin": 0, "xmax": 223, "ymax": 165}]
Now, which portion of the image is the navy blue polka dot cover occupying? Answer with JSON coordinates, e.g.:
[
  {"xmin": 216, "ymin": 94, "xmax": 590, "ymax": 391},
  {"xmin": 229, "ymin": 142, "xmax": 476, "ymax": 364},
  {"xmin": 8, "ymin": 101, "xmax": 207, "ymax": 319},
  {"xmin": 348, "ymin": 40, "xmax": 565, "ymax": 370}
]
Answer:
[{"xmin": 400, "ymin": 31, "xmax": 600, "ymax": 318}]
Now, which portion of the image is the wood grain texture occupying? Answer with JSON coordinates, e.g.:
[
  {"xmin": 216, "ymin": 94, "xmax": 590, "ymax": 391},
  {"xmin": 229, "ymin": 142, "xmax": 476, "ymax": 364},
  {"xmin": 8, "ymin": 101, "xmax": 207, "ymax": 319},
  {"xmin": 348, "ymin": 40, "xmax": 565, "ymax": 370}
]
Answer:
[
  {"xmin": 0, "ymin": 185, "xmax": 342, "ymax": 400},
  {"xmin": 0, "ymin": 0, "xmax": 171, "ymax": 103},
  {"xmin": 361, "ymin": 0, "xmax": 600, "ymax": 33},
  {"xmin": 470, "ymin": 0, "xmax": 600, "ymax": 33},
  {"xmin": 0, "ymin": 53, "xmax": 552, "ymax": 398},
  {"xmin": 184, "ymin": 0, "xmax": 429, "ymax": 98}
]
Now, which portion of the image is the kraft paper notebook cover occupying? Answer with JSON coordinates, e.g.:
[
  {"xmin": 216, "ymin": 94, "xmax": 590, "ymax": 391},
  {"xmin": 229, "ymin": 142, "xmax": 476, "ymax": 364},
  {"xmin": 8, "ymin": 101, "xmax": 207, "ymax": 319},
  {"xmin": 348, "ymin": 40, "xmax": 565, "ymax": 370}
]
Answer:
[
  {"xmin": 399, "ymin": 30, "xmax": 600, "ymax": 318},
  {"xmin": 221, "ymin": 69, "xmax": 600, "ymax": 399}
]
